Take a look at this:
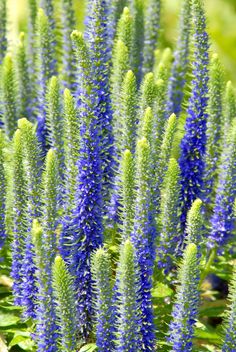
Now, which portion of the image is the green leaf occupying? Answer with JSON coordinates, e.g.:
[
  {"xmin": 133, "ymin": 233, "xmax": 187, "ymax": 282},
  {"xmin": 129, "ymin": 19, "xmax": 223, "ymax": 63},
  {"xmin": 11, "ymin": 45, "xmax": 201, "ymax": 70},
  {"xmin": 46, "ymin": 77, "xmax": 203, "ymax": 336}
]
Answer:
[
  {"xmin": 9, "ymin": 334, "xmax": 31, "ymax": 347},
  {"xmin": 79, "ymin": 343, "xmax": 97, "ymax": 352},
  {"xmin": 0, "ymin": 311, "xmax": 20, "ymax": 326},
  {"xmin": 152, "ymin": 283, "xmax": 174, "ymax": 298}
]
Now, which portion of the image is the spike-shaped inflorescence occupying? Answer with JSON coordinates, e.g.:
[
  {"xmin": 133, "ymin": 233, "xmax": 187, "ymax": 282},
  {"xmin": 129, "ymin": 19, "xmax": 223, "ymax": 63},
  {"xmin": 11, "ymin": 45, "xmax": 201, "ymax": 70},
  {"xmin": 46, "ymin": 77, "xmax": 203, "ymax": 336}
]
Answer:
[
  {"xmin": 62, "ymin": 88, "xmax": 80, "ymax": 210},
  {"xmin": 119, "ymin": 70, "xmax": 138, "ymax": 154},
  {"xmin": 17, "ymin": 118, "xmax": 41, "ymax": 318},
  {"xmin": 0, "ymin": 0, "xmax": 7, "ymax": 64},
  {"xmin": 209, "ymin": 119, "xmax": 236, "ymax": 248},
  {"xmin": 61, "ymin": 31, "xmax": 104, "ymax": 339},
  {"xmin": 60, "ymin": 0, "xmax": 76, "ymax": 90},
  {"xmin": 116, "ymin": 239, "xmax": 142, "ymax": 351},
  {"xmin": 128, "ymin": 0, "xmax": 144, "ymax": 81},
  {"xmin": 203, "ymin": 54, "xmax": 224, "ymax": 203},
  {"xmin": 85, "ymin": 0, "xmax": 114, "ymax": 203},
  {"xmin": 111, "ymin": 39, "xmax": 129, "ymax": 151},
  {"xmin": 222, "ymin": 266, "xmax": 236, "ymax": 352},
  {"xmin": 52, "ymin": 255, "xmax": 78, "ymax": 352},
  {"xmin": 116, "ymin": 7, "xmax": 134, "ymax": 64},
  {"xmin": 179, "ymin": 0, "xmax": 209, "ymax": 229},
  {"xmin": 1, "ymin": 54, "xmax": 19, "ymax": 137},
  {"xmin": 138, "ymin": 72, "xmax": 157, "ymax": 133},
  {"xmin": 16, "ymin": 32, "xmax": 32, "ymax": 120},
  {"xmin": 0, "ymin": 131, "xmax": 6, "ymax": 253},
  {"xmin": 41, "ymin": 149, "xmax": 59, "ymax": 256},
  {"xmin": 223, "ymin": 81, "xmax": 236, "ymax": 140},
  {"xmin": 32, "ymin": 220, "xmax": 57, "ymax": 352},
  {"xmin": 142, "ymin": 0, "xmax": 161, "ymax": 76},
  {"xmin": 186, "ymin": 198, "xmax": 203, "ymax": 244},
  {"xmin": 167, "ymin": 0, "xmax": 192, "ymax": 116},
  {"xmin": 120, "ymin": 149, "xmax": 135, "ymax": 241},
  {"xmin": 11, "ymin": 129, "xmax": 27, "ymax": 305},
  {"xmin": 131, "ymin": 137, "xmax": 155, "ymax": 351},
  {"xmin": 152, "ymin": 113, "xmax": 177, "ymax": 217},
  {"xmin": 45, "ymin": 77, "xmax": 64, "ymax": 175},
  {"xmin": 157, "ymin": 158, "xmax": 181, "ymax": 271},
  {"xmin": 168, "ymin": 243, "xmax": 200, "ymax": 352},
  {"xmin": 91, "ymin": 248, "xmax": 115, "ymax": 352},
  {"xmin": 34, "ymin": 8, "xmax": 56, "ymax": 151}
]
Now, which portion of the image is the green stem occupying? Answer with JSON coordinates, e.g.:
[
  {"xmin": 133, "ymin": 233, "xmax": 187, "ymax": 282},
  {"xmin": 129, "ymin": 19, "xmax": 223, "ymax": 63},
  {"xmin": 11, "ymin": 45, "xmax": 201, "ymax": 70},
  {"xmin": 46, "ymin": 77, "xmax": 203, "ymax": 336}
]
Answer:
[{"xmin": 199, "ymin": 247, "xmax": 217, "ymax": 286}]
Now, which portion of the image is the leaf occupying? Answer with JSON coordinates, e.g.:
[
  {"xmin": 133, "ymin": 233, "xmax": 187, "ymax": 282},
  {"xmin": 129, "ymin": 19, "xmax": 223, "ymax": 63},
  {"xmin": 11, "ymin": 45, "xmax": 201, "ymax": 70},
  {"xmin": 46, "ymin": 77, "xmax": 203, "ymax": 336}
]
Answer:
[
  {"xmin": 9, "ymin": 334, "xmax": 30, "ymax": 347},
  {"xmin": 79, "ymin": 343, "xmax": 97, "ymax": 352},
  {"xmin": 0, "ymin": 311, "xmax": 21, "ymax": 327},
  {"xmin": 17, "ymin": 338, "xmax": 35, "ymax": 351},
  {"xmin": 152, "ymin": 283, "xmax": 174, "ymax": 298}
]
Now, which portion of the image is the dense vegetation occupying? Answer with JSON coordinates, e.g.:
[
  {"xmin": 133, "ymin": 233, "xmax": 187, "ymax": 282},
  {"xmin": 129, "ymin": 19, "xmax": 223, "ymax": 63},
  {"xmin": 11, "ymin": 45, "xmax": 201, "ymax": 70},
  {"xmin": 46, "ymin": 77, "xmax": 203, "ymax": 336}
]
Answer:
[{"xmin": 0, "ymin": 0, "xmax": 236, "ymax": 351}]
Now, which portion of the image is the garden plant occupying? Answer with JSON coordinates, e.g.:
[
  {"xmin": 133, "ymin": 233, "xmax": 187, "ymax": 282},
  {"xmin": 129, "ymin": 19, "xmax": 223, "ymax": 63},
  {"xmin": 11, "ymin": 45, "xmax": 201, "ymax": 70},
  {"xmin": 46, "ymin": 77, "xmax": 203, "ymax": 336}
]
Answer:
[{"xmin": 0, "ymin": 0, "xmax": 236, "ymax": 351}]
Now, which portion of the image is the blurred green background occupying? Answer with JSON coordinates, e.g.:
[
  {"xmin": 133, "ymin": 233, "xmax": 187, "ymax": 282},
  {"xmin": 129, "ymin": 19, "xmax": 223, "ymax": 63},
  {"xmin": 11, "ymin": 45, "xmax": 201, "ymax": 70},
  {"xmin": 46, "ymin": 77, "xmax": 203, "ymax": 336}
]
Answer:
[{"xmin": 7, "ymin": 0, "xmax": 236, "ymax": 83}]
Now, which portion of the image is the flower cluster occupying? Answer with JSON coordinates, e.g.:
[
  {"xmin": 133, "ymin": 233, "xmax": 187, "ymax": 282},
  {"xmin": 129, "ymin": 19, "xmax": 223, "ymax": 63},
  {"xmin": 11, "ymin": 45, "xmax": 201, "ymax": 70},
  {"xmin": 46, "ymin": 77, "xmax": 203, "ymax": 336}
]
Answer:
[{"xmin": 0, "ymin": 0, "xmax": 236, "ymax": 351}]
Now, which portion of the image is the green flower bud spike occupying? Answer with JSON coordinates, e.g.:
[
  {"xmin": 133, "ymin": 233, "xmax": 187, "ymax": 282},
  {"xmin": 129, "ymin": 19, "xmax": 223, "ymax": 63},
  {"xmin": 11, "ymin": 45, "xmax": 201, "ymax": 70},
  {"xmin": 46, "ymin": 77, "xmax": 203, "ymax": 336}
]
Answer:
[
  {"xmin": 186, "ymin": 198, "xmax": 203, "ymax": 244},
  {"xmin": 91, "ymin": 248, "xmax": 115, "ymax": 351},
  {"xmin": 1, "ymin": 53, "xmax": 19, "ymax": 138},
  {"xmin": 120, "ymin": 149, "xmax": 135, "ymax": 241},
  {"xmin": 52, "ymin": 255, "xmax": 78, "ymax": 352},
  {"xmin": 46, "ymin": 76, "xmax": 64, "ymax": 176}
]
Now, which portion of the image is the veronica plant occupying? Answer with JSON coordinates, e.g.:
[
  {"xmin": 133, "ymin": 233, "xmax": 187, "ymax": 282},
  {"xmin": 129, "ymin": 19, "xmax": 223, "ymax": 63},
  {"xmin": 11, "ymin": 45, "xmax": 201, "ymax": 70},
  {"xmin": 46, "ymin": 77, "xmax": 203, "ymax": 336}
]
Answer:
[
  {"xmin": 142, "ymin": 0, "xmax": 161, "ymax": 76},
  {"xmin": 34, "ymin": 8, "xmax": 55, "ymax": 151},
  {"xmin": 45, "ymin": 77, "xmax": 64, "ymax": 175},
  {"xmin": 222, "ymin": 266, "xmax": 236, "ymax": 352},
  {"xmin": 32, "ymin": 220, "xmax": 57, "ymax": 352},
  {"xmin": 11, "ymin": 129, "xmax": 27, "ymax": 306},
  {"xmin": 91, "ymin": 248, "xmax": 115, "ymax": 352},
  {"xmin": 168, "ymin": 243, "xmax": 200, "ymax": 352},
  {"xmin": 185, "ymin": 198, "xmax": 203, "ymax": 244},
  {"xmin": 17, "ymin": 118, "xmax": 41, "ymax": 318},
  {"xmin": 120, "ymin": 70, "xmax": 138, "ymax": 154},
  {"xmin": 61, "ymin": 31, "xmax": 103, "ymax": 339},
  {"xmin": 179, "ymin": 0, "xmax": 209, "ymax": 229},
  {"xmin": 209, "ymin": 118, "xmax": 236, "ymax": 248},
  {"xmin": 116, "ymin": 239, "xmax": 142, "ymax": 351},
  {"xmin": 167, "ymin": 0, "xmax": 192, "ymax": 116},
  {"xmin": 1, "ymin": 53, "xmax": 19, "ymax": 137},
  {"xmin": 0, "ymin": 130, "xmax": 6, "ymax": 254},
  {"xmin": 62, "ymin": 88, "xmax": 80, "ymax": 211},
  {"xmin": 223, "ymin": 81, "xmax": 236, "ymax": 140},
  {"xmin": 120, "ymin": 149, "xmax": 135, "ymax": 241},
  {"xmin": 157, "ymin": 158, "xmax": 181, "ymax": 271},
  {"xmin": 85, "ymin": 0, "xmax": 114, "ymax": 202},
  {"xmin": 16, "ymin": 32, "xmax": 32, "ymax": 119},
  {"xmin": 52, "ymin": 255, "xmax": 78, "ymax": 352},
  {"xmin": 0, "ymin": 0, "xmax": 7, "ymax": 64},
  {"xmin": 60, "ymin": 0, "xmax": 76, "ymax": 90},
  {"xmin": 203, "ymin": 54, "xmax": 224, "ymax": 204},
  {"xmin": 131, "ymin": 137, "xmax": 155, "ymax": 351}
]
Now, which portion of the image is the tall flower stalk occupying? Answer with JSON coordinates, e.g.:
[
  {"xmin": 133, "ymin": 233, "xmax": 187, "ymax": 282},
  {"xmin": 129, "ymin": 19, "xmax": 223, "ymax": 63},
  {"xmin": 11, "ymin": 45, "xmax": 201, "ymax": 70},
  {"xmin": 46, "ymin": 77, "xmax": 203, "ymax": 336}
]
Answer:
[
  {"xmin": 179, "ymin": 0, "xmax": 209, "ymax": 229},
  {"xmin": 168, "ymin": 243, "xmax": 200, "ymax": 352},
  {"xmin": 131, "ymin": 137, "xmax": 155, "ymax": 351},
  {"xmin": 167, "ymin": 0, "xmax": 192, "ymax": 116},
  {"xmin": 116, "ymin": 239, "xmax": 142, "ymax": 351},
  {"xmin": 91, "ymin": 248, "xmax": 115, "ymax": 352}
]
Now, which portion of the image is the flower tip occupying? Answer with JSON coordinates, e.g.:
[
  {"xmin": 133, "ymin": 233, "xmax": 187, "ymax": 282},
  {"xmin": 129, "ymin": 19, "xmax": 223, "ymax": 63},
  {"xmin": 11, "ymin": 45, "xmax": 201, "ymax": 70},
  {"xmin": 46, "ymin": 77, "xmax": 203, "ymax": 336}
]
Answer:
[
  {"xmin": 71, "ymin": 30, "xmax": 82, "ymax": 41},
  {"xmin": 123, "ymin": 6, "xmax": 130, "ymax": 15}
]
